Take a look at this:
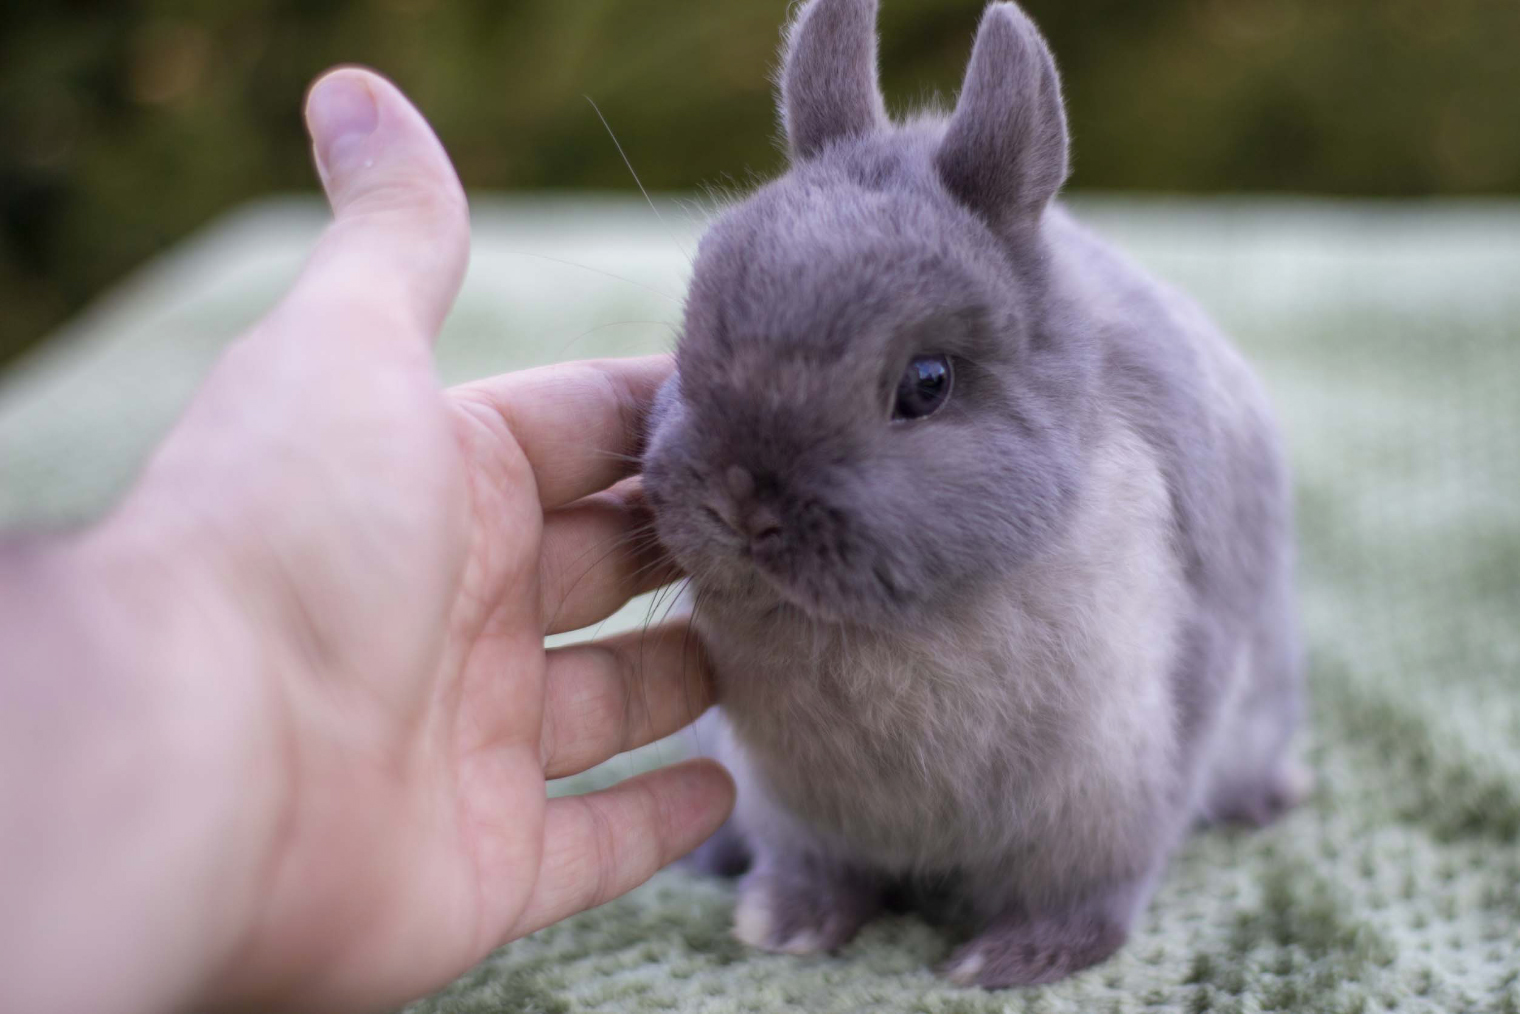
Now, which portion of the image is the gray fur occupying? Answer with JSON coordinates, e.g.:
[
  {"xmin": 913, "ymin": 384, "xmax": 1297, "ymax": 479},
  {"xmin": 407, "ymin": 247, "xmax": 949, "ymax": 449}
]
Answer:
[
  {"xmin": 779, "ymin": 0, "xmax": 889, "ymax": 161},
  {"xmin": 643, "ymin": 0, "xmax": 1304, "ymax": 988},
  {"xmin": 937, "ymin": 3, "xmax": 1070, "ymax": 230}
]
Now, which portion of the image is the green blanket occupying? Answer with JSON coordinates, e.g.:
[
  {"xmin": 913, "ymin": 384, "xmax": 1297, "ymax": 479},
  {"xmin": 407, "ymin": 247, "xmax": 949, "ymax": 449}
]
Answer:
[{"xmin": 2, "ymin": 197, "xmax": 1516, "ymax": 1014}]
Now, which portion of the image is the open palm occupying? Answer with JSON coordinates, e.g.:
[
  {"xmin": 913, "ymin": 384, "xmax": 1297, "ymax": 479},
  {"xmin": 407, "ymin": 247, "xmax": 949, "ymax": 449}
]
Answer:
[{"xmin": 111, "ymin": 70, "xmax": 730, "ymax": 1012}]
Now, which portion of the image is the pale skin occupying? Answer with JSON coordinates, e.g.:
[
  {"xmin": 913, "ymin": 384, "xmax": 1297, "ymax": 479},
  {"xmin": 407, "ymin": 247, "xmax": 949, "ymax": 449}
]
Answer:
[{"xmin": 0, "ymin": 69, "xmax": 734, "ymax": 1014}]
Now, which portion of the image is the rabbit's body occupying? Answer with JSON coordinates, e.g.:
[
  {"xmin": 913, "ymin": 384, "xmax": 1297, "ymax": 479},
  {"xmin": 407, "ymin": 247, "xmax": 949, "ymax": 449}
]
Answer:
[
  {"xmin": 644, "ymin": 0, "xmax": 1302, "ymax": 987},
  {"xmin": 705, "ymin": 405, "xmax": 1187, "ymax": 892}
]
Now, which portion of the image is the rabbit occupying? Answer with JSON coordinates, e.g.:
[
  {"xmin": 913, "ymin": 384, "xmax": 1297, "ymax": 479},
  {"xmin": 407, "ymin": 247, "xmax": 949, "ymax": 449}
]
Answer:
[{"xmin": 639, "ymin": 0, "xmax": 1306, "ymax": 988}]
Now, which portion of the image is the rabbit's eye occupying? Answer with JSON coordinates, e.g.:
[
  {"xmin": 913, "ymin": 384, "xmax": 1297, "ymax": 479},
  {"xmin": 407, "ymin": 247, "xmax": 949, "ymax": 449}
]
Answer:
[{"xmin": 893, "ymin": 355, "xmax": 953, "ymax": 420}]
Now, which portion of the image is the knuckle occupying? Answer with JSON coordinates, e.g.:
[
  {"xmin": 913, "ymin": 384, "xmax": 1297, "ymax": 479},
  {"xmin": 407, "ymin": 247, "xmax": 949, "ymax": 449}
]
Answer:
[
  {"xmin": 584, "ymin": 364, "xmax": 646, "ymax": 461},
  {"xmin": 636, "ymin": 779, "xmax": 677, "ymax": 862},
  {"xmin": 585, "ymin": 642, "xmax": 639, "ymax": 754},
  {"xmin": 538, "ymin": 701, "xmax": 559, "ymax": 771},
  {"xmin": 450, "ymin": 390, "xmax": 540, "ymax": 488},
  {"xmin": 348, "ymin": 173, "xmax": 468, "ymax": 232},
  {"xmin": 581, "ymin": 796, "xmax": 622, "ymax": 910}
]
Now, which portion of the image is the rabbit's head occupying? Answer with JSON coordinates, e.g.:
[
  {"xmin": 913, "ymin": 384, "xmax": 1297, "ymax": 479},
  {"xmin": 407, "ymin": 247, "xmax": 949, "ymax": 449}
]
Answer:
[{"xmin": 644, "ymin": 0, "xmax": 1094, "ymax": 627}]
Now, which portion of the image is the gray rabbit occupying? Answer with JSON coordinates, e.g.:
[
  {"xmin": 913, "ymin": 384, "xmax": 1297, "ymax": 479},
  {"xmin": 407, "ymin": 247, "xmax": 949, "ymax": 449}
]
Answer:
[{"xmin": 641, "ymin": 0, "xmax": 1306, "ymax": 988}]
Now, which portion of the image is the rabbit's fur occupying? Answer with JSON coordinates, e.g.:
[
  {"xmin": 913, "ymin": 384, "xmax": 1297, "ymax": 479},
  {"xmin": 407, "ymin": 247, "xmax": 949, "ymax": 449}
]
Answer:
[{"xmin": 641, "ymin": 0, "xmax": 1304, "ymax": 987}]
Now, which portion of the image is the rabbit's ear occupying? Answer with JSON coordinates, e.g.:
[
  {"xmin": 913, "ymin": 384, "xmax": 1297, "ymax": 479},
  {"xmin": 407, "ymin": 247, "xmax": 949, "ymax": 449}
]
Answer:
[
  {"xmin": 936, "ymin": 3, "xmax": 1070, "ymax": 229},
  {"xmin": 780, "ymin": 0, "xmax": 888, "ymax": 161}
]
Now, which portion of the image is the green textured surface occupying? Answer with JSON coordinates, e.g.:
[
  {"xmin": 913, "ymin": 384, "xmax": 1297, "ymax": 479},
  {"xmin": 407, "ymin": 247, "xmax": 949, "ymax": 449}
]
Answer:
[{"xmin": 2, "ymin": 196, "xmax": 1517, "ymax": 1013}]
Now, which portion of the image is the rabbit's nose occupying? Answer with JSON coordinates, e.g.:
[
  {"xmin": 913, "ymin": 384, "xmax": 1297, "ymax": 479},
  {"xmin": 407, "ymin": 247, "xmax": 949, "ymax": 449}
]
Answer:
[
  {"xmin": 725, "ymin": 465, "xmax": 756, "ymax": 501},
  {"xmin": 741, "ymin": 503, "xmax": 784, "ymax": 548},
  {"xmin": 722, "ymin": 466, "xmax": 784, "ymax": 548}
]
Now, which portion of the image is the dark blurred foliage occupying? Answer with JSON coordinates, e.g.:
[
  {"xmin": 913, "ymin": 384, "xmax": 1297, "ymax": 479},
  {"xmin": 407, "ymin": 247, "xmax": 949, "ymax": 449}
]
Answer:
[{"xmin": 2, "ymin": 0, "xmax": 1518, "ymax": 365}]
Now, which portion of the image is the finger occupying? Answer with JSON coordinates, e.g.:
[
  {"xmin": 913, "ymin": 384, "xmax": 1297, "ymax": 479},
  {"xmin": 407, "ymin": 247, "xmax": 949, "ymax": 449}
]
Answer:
[
  {"xmin": 450, "ymin": 355, "xmax": 673, "ymax": 510},
  {"xmin": 540, "ymin": 481, "xmax": 680, "ymax": 635},
  {"xmin": 508, "ymin": 760, "xmax": 735, "ymax": 939},
  {"xmin": 284, "ymin": 67, "xmax": 470, "ymax": 342},
  {"xmin": 540, "ymin": 619, "xmax": 713, "ymax": 780}
]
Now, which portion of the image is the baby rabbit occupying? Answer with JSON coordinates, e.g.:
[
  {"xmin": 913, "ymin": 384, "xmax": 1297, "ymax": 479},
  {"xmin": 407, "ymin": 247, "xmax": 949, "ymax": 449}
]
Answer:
[{"xmin": 641, "ymin": 0, "xmax": 1304, "ymax": 988}]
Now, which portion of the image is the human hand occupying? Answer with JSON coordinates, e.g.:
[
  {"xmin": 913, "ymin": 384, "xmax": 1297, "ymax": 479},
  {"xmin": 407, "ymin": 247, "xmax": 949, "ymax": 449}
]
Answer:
[{"xmin": 0, "ymin": 69, "xmax": 731, "ymax": 1014}]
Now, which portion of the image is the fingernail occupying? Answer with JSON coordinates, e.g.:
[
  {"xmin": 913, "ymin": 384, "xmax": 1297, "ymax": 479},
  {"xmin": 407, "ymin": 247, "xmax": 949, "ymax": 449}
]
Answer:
[{"xmin": 306, "ymin": 72, "xmax": 380, "ymax": 175}]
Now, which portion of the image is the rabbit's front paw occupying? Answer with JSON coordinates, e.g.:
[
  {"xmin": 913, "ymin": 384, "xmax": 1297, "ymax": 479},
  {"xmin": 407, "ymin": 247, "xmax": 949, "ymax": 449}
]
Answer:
[{"xmin": 732, "ymin": 862, "xmax": 879, "ymax": 955}]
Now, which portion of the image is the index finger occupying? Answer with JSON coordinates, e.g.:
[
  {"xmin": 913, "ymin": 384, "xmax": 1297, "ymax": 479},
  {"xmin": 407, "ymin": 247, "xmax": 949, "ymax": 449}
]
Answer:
[{"xmin": 450, "ymin": 355, "xmax": 673, "ymax": 509}]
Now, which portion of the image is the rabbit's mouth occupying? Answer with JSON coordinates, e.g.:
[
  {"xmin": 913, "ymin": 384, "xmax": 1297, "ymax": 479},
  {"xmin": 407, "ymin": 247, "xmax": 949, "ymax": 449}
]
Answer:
[
  {"xmin": 677, "ymin": 538, "xmax": 901, "ymax": 630},
  {"xmin": 736, "ymin": 543, "xmax": 920, "ymax": 630},
  {"xmin": 706, "ymin": 577, "xmax": 869, "ymax": 631}
]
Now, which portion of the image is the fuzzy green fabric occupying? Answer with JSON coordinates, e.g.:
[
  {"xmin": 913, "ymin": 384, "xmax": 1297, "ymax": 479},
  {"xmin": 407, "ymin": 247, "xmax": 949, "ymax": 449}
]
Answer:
[{"xmin": 2, "ymin": 197, "xmax": 1516, "ymax": 1014}]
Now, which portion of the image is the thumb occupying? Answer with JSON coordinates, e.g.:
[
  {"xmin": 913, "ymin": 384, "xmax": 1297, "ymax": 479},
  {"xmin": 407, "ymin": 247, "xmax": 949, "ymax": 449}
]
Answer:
[{"xmin": 286, "ymin": 67, "xmax": 470, "ymax": 342}]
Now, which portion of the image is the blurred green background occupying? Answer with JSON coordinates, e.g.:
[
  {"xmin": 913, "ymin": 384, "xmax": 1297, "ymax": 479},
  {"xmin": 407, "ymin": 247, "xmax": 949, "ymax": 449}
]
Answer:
[{"xmin": 2, "ymin": 0, "xmax": 1518, "ymax": 368}]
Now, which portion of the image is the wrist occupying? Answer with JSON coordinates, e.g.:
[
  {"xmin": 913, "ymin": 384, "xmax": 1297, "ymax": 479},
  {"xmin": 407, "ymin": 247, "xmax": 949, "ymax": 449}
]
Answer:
[{"xmin": 0, "ymin": 516, "xmax": 285, "ymax": 1014}]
